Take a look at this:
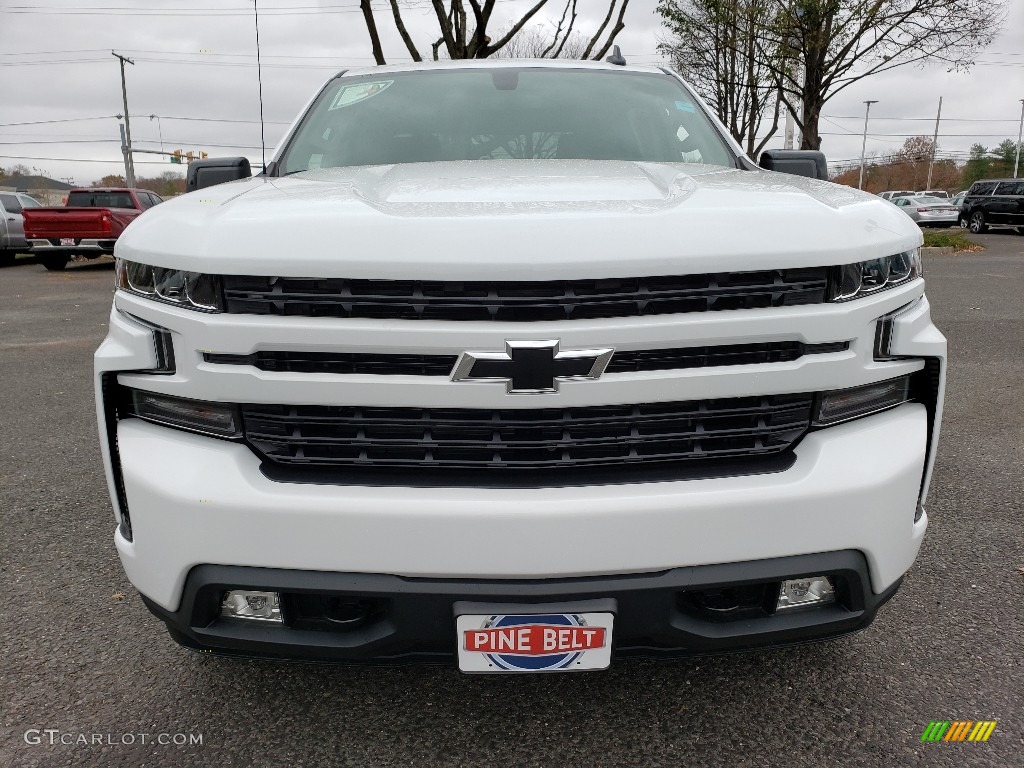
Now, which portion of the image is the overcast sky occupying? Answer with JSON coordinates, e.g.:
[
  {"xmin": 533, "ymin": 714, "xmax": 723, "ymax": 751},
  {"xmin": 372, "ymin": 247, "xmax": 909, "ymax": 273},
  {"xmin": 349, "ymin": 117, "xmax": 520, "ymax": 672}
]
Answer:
[{"xmin": 2, "ymin": 0, "xmax": 1023, "ymax": 186}]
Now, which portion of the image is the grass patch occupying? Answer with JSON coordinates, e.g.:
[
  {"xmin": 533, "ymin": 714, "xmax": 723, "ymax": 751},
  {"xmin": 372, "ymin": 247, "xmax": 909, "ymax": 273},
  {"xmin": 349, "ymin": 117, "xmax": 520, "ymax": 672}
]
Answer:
[{"xmin": 922, "ymin": 231, "xmax": 983, "ymax": 252}]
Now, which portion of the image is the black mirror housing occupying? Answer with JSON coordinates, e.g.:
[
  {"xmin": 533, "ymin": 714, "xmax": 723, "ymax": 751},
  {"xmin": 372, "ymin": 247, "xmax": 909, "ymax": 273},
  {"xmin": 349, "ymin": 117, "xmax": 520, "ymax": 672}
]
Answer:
[
  {"xmin": 758, "ymin": 150, "xmax": 829, "ymax": 181},
  {"xmin": 185, "ymin": 157, "xmax": 252, "ymax": 192}
]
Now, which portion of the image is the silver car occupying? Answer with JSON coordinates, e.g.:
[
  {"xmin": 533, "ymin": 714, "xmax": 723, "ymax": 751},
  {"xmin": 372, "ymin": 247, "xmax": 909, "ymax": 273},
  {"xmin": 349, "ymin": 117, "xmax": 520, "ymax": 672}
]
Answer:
[
  {"xmin": 0, "ymin": 191, "xmax": 42, "ymax": 265},
  {"xmin": 891, "ymin": 195, "xmax": 959, "ymax": 228},
  {"xmin": 879, "ymin": 190, "xmax": 915, "ymax": 201}
]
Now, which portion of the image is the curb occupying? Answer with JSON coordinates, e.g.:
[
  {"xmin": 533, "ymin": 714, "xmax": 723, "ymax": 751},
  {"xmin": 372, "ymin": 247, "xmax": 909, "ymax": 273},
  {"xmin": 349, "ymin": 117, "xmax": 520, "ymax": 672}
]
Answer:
[{"xmin": 921, "ymin": 246, "xmax": 955, "ymax": 257}]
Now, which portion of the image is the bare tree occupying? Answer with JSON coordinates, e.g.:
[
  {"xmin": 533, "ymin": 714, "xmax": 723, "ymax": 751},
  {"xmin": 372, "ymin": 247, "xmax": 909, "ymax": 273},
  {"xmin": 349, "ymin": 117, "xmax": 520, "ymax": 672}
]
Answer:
[
  {"xmin": 658, "ymin": 0, "xmax": 782, "ymax": 158},
  {"xmin": 761, "ymin": 0, "xmax": 1006, "ymax": 150},
  {"xmin": 492, "ymin": 23, "xmax": 589, "ymax": 59},
  {"xmin": 361, "ymin": 0, "xmax": 632, "ymax": 63},
  {"xmin": 360, "ymin": 0, "xmax": 387, "ymax": 65}
]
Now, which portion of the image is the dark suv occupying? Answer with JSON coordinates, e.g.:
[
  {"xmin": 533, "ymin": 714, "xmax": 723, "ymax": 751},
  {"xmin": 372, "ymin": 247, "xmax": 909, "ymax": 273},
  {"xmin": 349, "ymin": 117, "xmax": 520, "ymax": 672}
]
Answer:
[{"xmin": 960, "ymin": 179, "xmax": 1024, "ymax": 234}]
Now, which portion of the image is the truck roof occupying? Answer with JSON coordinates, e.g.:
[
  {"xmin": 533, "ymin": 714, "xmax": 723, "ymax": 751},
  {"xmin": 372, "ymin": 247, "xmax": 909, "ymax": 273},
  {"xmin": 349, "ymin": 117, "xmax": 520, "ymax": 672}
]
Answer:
[{"xmin": 338, "ymin": 58, "xmax": 667, "ymax": 79}]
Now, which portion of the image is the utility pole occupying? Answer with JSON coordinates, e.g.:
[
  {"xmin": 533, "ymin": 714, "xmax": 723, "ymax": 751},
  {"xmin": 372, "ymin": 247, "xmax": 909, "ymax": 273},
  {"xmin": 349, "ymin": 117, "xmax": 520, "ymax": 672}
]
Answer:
[
  {"xmin": 784, "ymin": 90, "xmax": 796, "ymax": 150},
  {"xmin": 783, "ymin": 3, "xmax": 804, "ymax": 151},
  {"xmin": 784, "ymin": 69, "xmax": 803, "ymax": 150},
  {"xmin": 112, "ymin": 51, "xmax": 135, "ymax": 187},
  {"xmin": 926, "ymin": 96, "xmax": 943, "ymax": 190},
  {"xmin": 783, "ymin": 45, "xmax": 798, "ymax": 149},
  {"xmin": 858, "ymin": 100, "xmax": 878, "ymax": 191},
  {"xmin": 118, "ymin": 123, "xmax": 129, "ymax": 183},
  {"xmin": 1015, "ymin": 98, "xmax": 1024, "ymax": 179}
]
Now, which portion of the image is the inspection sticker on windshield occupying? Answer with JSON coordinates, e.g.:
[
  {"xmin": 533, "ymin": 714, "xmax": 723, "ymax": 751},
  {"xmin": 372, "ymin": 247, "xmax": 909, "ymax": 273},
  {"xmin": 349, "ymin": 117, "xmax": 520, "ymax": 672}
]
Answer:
[
  {"xmin": 328, "ymin": 80, "xmax": 393, "ymax": 110},
  {"xmin": 456, "ymin": 612, "xmax": 613, "ymax": 673}
]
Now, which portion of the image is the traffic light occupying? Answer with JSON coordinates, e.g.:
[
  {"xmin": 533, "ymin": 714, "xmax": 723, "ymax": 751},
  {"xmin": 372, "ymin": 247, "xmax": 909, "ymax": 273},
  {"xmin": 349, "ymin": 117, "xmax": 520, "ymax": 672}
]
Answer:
[{"xmin": 171, "ymin": 149, "xmax": 208, "ymax": 164}]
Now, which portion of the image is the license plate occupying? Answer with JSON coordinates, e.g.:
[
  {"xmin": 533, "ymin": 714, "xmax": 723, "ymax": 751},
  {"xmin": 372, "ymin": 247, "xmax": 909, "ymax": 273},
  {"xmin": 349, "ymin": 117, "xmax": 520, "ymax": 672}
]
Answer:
[
  {"xmin": 456, "ymin": 612, "xmax": 613, "ymax": 673},
  {"xmin": 60, "ymin": 238, "xmax": 75, "ymax": 246}
]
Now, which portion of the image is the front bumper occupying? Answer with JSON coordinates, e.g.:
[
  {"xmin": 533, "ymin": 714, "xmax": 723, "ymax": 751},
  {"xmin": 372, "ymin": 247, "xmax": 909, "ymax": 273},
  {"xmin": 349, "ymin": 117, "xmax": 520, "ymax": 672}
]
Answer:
[
  {"xmin": 112, "ymin": 403, "xmax": 929, "ymax": 614},
  {"xmin": 147, "ymin": 551, "xmax": 901, "ymax": 663}
]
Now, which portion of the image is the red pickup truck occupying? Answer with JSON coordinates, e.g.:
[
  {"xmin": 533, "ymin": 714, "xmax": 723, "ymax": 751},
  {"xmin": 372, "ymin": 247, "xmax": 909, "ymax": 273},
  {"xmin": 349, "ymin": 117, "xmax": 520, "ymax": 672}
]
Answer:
[{"xmin": 22, "ymin": 187, "xmax": 163, "ymax": 271}]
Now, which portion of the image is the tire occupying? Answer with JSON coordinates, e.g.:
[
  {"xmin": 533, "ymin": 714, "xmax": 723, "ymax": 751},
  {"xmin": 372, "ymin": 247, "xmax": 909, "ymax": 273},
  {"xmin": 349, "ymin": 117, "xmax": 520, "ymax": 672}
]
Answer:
[
  {"xmin": 0, "ymin": 250, "xmax": 14, "ymax": 267},
  {"xmin": 969, "ymin": 211, "xmax": 987, "ymax": 234},
  {"xmin": 1016, "ymin": 227, "xmax": 1024, "ymax": 236},
  {"xmin": 41, "ymin": 254, "xmax": 68, "ymax": 271},
  {"xmin": 959, "ymin": 215, "xmax": 968, "ymax": 229}
]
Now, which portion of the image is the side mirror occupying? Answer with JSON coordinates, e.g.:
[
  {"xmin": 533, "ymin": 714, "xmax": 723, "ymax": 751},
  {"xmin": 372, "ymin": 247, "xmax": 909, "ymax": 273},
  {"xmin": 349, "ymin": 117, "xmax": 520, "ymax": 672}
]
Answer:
[
  {"xmin": 185, "ymin": 157, "xmax": 252, "ymax": 192},
  {"xmin": 758, "ymin": 150, "xmax": 828, "ymax": 181}
]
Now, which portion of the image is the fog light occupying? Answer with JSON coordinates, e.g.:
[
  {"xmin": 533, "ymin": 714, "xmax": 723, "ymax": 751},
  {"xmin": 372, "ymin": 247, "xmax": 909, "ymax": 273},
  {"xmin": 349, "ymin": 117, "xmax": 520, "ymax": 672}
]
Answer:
[
  {"xmin": 221, "ymin": 590, "xmax": 282, "ymax": 622},
  {"xmin": 815, "ymin": 376, "xmax": 910, "ymax": 425},
  {"xmin": 776, "ymin": 577, "xmax": 835, "ymax": 611},
  {"xmin": 127, "ymin": 389, "xmax": 239, "ymax": 437}
]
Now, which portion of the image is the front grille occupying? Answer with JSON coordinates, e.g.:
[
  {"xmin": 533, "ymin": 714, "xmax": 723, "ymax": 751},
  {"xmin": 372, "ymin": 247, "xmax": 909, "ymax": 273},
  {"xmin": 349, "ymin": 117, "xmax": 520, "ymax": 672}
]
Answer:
[
  {"xmin": 604, "ymin": 341, "xmax": 847, "ymax": 373},
  {"xmin": 221, "ymin": 268, "xmax": 831, "ymax": 322},
  {"xmin": 205, "ymin": 351, "xmax": 459, "ymax": 376},
  {"xmin": 205, "ymin": 341, "xmax": 848, "ymax": 377},
  {"xmin": 241, "ymin": 394, "xmax": 813, "ymax": 482}
]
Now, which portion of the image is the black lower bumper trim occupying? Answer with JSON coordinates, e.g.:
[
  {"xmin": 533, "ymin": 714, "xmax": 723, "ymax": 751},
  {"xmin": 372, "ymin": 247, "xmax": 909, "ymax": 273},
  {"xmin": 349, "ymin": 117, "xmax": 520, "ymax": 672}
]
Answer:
[{"xmin": 144, "ymin": 551, "xmax": 903, "ymax": 665}]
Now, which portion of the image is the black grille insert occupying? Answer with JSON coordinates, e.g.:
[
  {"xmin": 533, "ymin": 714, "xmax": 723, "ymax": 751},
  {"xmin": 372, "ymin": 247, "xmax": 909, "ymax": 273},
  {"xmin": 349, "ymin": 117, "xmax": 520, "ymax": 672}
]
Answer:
[
  {"xmin": 241, "ymin": 394, "xmax": 814, "ymax": 482},
  {"xmin": 205, "ymin": 341, "xmax": 848, "ymax": 377},
  {"xmin": 605, "ymin": 341, "xmax": 847, "ymax": 373},
  {"xmin": 205, "ymin": 351, "xmax": 459, "ymax": 377},
  {"xmin": 221, "ymin": 269, "xmax": 831, "ymax": 322}
]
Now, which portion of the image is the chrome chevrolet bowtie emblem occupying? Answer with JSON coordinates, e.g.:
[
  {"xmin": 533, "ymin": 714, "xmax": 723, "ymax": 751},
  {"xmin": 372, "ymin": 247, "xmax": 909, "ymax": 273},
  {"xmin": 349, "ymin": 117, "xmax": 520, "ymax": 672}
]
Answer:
[{"xmin": 451, "ymin": 340, "xmax": 614, "ymax": 394}]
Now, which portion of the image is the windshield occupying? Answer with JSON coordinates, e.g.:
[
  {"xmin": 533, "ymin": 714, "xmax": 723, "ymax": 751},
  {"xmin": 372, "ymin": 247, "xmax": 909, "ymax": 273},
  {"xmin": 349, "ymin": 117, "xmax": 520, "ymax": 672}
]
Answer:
[{"xmin": 278, "ymin": 68, "xmax": 736, "ymax": 174}]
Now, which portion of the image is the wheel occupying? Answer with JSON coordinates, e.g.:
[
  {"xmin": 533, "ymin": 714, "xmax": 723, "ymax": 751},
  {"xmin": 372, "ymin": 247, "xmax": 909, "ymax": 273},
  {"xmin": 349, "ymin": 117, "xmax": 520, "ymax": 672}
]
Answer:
[
  {"xmin": 958, "ymin": 215, "xmax": 968, "ymax": 229},
  {"xmin": 1017, "ymin": 226, "xmax": 1024, "ymax": 236},
  {"xmin": 41, "ymin": 254, "xmax": 68, "ymax": 271},
  {"xmin": 0, "ymin": 250, "xmax": 14, "ymax": 267},
  {"xmin": 969, "ymin": 211, "xmax": 987, "ymax": 234}
]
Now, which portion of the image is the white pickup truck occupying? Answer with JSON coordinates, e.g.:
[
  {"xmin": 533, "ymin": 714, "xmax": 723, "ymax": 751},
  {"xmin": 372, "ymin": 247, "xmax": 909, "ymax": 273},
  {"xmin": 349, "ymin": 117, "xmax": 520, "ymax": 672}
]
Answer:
[{"xmin": 95, "ymin": 60, "xmax": 945, "ymax": 672}]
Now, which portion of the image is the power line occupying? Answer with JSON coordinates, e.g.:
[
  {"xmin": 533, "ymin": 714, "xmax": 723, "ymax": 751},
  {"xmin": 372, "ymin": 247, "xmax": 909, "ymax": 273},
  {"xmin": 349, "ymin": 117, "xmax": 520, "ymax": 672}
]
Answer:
[
  {"xmin": 132, "ymin": 56, "xmax": 341, "ymax": 70},
  {"xmin": 0, "ymin": 4, "xmax": 375, "ymax": 16},
  {"xmin": 822, "ymin": 114, "xmax": 1024, "ymax": 123},
  {"xmin": 0, "ymin": 57, "xmax": 351, "ymax": 69},
  {"xmin": 0, "ymin": 152, "xmax": 210, "ymax": 165},
  {"xmin": 0, "ymin": 138, "xmax": 268, "ymax": 149},
  {"xmin": 0, "ymin": 48, "xmax": 370, "ymax": 60},
  {"xmin": 0, "ymin": 59, "xmax": 109, "ymax": 66},
  {"xmin": 0, "ymin": 1, "xmax": 373, "ymax": 7},
  {"xmin": 0, "ymin": 48, "xmax": 113, "ymax": 56},
  {"xmin": 134, "ymin": 114, "xmax": 289, "ymax": 125},
  {"xmin": 821, "ymin": 132, "xmax": 1021, "ymax": 138},
  {"xmin": 0, "ymin": 114, "xmax": 290, "ymax": 128},
  {"xmin": 0, "ymin": 139, "xmax": 120, "ymax": 145},
  {"xmin": 0, "ymin": 115, "xmax": 119, "ymax": 127}
]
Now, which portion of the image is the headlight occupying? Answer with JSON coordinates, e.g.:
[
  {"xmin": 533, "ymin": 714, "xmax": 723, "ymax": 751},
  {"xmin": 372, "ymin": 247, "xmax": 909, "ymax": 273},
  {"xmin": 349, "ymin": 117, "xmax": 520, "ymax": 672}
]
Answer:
[
  {"xmin": 115, "ymin": 259, "xmax": 222, "ymax": 311},
  {"xmin": 814, "ymin": 376, "xmax": 911, "ymax": 426},
  {"xmin": 833, "ymin": 249, "xmax": 922, "ymax": 301}
]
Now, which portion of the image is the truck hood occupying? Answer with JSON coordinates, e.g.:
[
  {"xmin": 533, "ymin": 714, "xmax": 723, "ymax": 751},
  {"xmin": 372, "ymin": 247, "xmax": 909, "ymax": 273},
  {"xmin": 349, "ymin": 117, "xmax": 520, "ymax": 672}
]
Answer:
[{"xmin": 117, "ymin": 160, "xmax": 922, "ymax": 279}]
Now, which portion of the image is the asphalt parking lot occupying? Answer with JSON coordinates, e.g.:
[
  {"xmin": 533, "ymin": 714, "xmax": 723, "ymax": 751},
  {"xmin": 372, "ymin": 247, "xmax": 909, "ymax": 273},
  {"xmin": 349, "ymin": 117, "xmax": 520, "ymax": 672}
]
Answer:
[{"xmin": 1, "ymin": 235, "xmax": 1022, "ymax": 768}]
